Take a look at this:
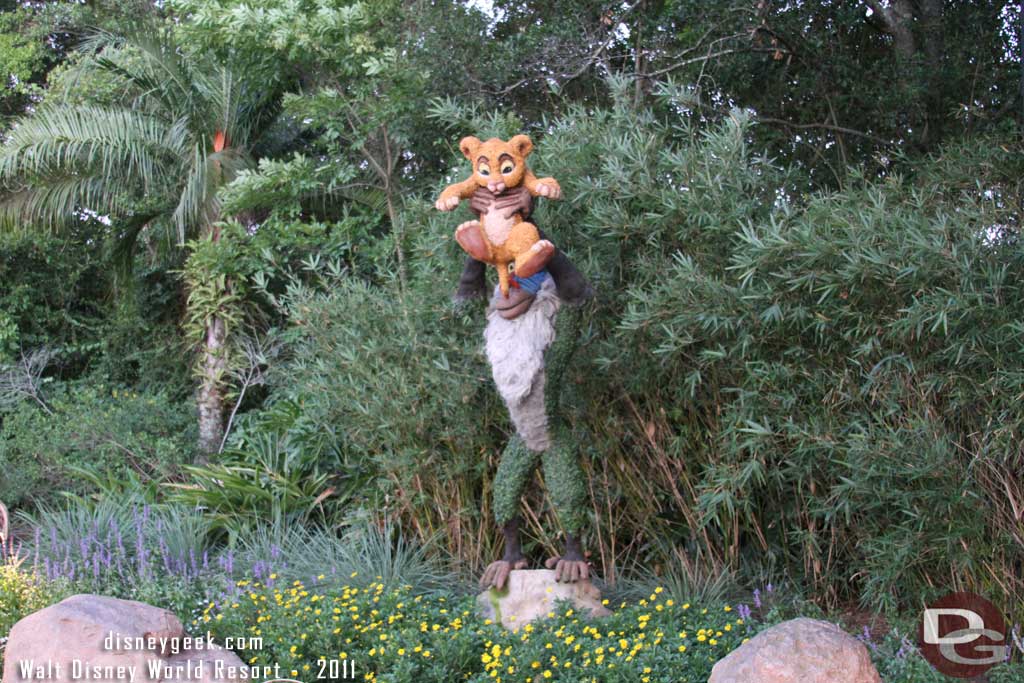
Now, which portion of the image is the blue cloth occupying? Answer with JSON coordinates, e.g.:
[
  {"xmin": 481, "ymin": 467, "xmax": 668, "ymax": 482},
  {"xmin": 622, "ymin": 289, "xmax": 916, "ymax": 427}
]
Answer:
[{"xmin": 512, "ymin": 269, "xmax": 550, "ymax": 295}]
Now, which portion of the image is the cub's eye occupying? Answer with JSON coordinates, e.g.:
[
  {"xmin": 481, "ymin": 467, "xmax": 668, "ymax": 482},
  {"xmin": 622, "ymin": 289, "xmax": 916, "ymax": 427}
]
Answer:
[
  {"xmin": 500, "ymin": 162, "xmax": 514, "ymax": 174},
  {"xmin": 478, "ymin": 163, "xmax": 490, "ymax": 176}
]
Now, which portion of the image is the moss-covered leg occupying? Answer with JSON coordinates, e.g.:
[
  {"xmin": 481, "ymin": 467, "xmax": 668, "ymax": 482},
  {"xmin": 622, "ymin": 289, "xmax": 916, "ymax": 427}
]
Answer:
[
  {"xmin": 541, "ymin": 424, "xmax": 590, "ymax": 582},
  {"xmin": 482, "ymin": 436, "xmax": 540, "ymax": 589}
]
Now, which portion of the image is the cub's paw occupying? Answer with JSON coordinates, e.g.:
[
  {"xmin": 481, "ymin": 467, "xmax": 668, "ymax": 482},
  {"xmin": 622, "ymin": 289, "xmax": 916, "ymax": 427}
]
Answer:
[
  {"xmin": 535, "ymin": 178, "xmax": 562, "ymax": 199},
  {"xmin": 435, "ymin": 194, "xmax": 461, "ymax": 211}
]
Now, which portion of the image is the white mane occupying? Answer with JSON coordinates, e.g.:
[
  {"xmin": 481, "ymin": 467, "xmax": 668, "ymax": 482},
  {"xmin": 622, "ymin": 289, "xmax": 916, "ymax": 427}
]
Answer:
[{"xmin": 483, "ymin": 277, "xmax": 561, "ymax": 452}]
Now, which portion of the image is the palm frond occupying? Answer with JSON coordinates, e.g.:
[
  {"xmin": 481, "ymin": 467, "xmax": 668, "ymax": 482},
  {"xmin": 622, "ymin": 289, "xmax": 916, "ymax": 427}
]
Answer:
[
  {"xmin": 82, "ymin": 27, "xmax": 214, "ymax": 132},
  {"xmin": 0, "ymin": 106, "xmax": 182, "ymax": 195},
  {"xmin": 0, "ymin": 176, "xmax": 128, "ymax": 231},
  {"xmin": 2, "ymin": 25, "xmax": 277, "ymax": 246}
]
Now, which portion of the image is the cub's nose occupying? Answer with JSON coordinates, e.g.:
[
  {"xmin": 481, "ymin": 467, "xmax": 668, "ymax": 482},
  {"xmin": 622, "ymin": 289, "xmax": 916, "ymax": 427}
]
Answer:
[{"xmin": 487, "ymin": 180, "xmax": 507, "ymax": 194}]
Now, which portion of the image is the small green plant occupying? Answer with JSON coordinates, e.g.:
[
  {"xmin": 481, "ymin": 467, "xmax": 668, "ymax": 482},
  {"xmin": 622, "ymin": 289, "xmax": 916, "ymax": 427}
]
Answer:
[
  {"xmin": 234, "ymin": 520, "xmax": 453, "ymax": 596},
  {"xmin": 0, "ymin": 555, "xmax": 65, "ymax": 669}
]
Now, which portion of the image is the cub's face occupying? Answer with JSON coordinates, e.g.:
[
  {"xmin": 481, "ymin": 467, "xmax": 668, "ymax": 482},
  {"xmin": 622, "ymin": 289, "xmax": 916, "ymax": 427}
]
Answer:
[{"xmin": 459, "ymin": 135, "xmax": 532, "ymax": 194}]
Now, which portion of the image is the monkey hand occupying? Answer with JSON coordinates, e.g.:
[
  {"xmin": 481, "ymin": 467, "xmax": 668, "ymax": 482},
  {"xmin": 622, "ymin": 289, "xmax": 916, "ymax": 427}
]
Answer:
[
  {"xmin": 480, "ymin": 557, "xmax": 529, "ymax": 590},
  {"xmin": 544, "ymin": 554, "xmax": 590, "ymax": 583}
]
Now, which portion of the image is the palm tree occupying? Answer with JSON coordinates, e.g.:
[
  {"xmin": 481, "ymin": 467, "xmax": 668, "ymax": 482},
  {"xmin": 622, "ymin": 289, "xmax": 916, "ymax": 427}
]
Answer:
[{"xmin": 0, "ymin": 28, "xmax": 277, "ymax": 457}]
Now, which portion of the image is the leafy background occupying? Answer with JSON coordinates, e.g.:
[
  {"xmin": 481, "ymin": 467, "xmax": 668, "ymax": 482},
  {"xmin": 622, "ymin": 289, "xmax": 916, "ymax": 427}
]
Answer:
[{"xmin": 1, "ymin": 1, "xmax": 1023, "ymax": 679}]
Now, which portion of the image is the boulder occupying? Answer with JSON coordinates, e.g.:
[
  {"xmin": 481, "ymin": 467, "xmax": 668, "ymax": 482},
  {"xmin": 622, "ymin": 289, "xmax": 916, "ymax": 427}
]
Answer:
[
  {"xmin": 476, "ymin": 569, "xmax": 611, "ymax": 630},
  {"xmin": 709, "ymin": 617, "xmax": 882, "ymax": 683},
  {"xmin": 2, "ymin": 594, "xmax": 246, "ymax": 683}
]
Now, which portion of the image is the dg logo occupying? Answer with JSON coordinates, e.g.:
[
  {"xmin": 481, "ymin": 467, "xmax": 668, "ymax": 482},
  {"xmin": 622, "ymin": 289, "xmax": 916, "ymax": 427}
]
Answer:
[{"xmin": 919, "ymin": 591, "xmax": 1008, "ymax": 678}]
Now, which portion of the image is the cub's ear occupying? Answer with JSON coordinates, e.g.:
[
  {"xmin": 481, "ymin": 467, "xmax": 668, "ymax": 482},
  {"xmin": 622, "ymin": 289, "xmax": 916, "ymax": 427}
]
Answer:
[
  {"xmin": 459, "ymin": 136, "xmax": 482, "ymax": 160},
  {"xmin": 509, "ymin": 134, "xmax": 533, "ymax": 158}
]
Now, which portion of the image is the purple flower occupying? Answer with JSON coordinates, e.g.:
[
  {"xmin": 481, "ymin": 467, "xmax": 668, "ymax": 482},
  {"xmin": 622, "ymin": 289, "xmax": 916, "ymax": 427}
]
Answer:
[{"xmin": 753, "ymin": 588, "xmax": 762, "ymax": 609}]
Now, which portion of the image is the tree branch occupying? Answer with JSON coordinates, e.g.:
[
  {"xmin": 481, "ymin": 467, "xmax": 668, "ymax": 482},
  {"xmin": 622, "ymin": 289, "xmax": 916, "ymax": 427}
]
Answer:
[{"xmin": 756, "ymin": 116, "xmax": 889, "ymax": 144}]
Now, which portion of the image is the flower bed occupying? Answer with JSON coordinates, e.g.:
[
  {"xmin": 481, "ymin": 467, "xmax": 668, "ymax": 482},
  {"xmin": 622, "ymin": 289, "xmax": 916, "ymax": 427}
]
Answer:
[{"xmin": 198, "ymin": 577, "xmax": 749, "ymax": 683}]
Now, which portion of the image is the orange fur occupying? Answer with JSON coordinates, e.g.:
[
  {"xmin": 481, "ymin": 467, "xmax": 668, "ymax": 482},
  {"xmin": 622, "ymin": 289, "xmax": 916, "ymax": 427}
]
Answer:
[{"xmin": 436, "ymin": 135, "xmax": 562, "ymax": 296}]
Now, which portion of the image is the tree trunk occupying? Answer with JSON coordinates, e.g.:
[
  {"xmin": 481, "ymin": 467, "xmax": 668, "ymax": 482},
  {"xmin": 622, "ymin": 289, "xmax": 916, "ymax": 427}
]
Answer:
[
  {"xmin": 196, "ymin": 314, "xmax": 227, "ymax": 460},
  {"xmin": 917, "ymin": 0, "xmax": 945, "ymax": 146}
]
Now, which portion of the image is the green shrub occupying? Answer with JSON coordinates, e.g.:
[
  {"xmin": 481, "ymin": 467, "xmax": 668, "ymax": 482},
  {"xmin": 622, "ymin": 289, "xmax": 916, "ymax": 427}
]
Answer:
[
  {"xmin": 168, "ymin": 399, "xmax": 348, "ymax": 536},
  {"xmin": 0, "ymin": 232, "xmax": 109, "ymax": 368},
  {"xmin": 864, "ymin": 623, "xmax": 1024, "ymax": 682},
  {"xmin": 0, "ymin": 382, "xmax": 195, "ymax": 509},
  {"xmin": 0, "ymin": 556, "xmax": 64, "ymax": 643}
]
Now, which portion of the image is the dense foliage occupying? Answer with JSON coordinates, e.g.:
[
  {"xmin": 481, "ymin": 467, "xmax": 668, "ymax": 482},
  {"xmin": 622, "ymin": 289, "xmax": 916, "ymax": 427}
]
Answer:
[{"xmin": 2, "ymin": 1, "xmax": 1024, "ymax": 677}]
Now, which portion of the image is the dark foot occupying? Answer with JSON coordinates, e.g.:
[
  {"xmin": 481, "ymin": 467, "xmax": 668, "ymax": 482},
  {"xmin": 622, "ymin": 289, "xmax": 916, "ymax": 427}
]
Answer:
[
  {"xmin": 480, "ymin": 556, "xmax": 529, "ymax": 590},
  {"xmin": 455, "ymin": 220, "xmax": 491, "ymax": 262},
  {"xmin": 514, "ymin": 240, "xmax": 555, "ymax": 279},
  {"xmin": 544, "ymin": 534, "xmax": 590, "ymax": 583},
  {"xmin": 482, "ymin": 517, "xmax": 528, "ymax": 590}
]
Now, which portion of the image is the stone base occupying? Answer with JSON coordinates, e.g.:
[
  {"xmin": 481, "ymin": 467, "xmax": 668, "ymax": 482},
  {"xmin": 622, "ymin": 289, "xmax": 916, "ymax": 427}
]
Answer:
[{"xmin": 476, "ymin": 569, "xmax": 611, "ymax": 631}]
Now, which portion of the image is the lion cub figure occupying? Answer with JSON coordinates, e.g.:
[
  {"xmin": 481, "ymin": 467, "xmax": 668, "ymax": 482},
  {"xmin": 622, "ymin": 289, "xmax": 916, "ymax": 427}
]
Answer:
[{"xmin": 435, "ymin": 135, "xmax": 561, "ymax": 297}]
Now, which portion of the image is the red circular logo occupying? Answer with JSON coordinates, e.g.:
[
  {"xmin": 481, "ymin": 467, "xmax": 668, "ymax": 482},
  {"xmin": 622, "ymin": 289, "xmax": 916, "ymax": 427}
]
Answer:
[{"xmin": 918, "ymin": 591, "xmax": 1008, "ymax": 678}]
